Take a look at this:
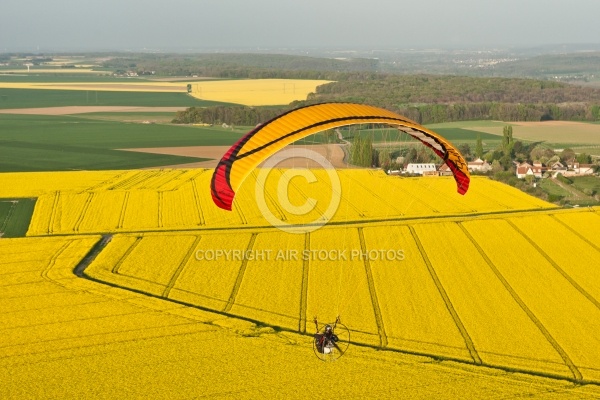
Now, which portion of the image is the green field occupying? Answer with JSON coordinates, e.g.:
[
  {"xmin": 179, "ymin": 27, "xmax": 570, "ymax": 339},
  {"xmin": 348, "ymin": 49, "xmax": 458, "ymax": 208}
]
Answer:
[
  {"xmin": 538, "ymin": 178, "xmax": 571, "ymax": 197},
  {"xmin": 0, "ymin": 198, "xmax": 35, "ymax": 237},
  {"xmin": 569, "ymin": 146, "xmax": 600, "ymax": 157},
  {"xmin": 0, "ymin": 88, "xmax": 238, "ymax": 109},
  {"xmin": 75, "ymin": 111, "xmax": 178, "ymax": 123},
  {"xmin": 0, "ymin": 75, "xmax": 126, "ymax": 83},
  {"xmin": 571, "ymin": 176, "xmax": 600, "ymax": 195},
  {"xmin": 0, "ymin": 114, "xmax": 245, "ymax": 172},
  {"xmin": 339, "ymin": 126, "xmax": 501, "ymax": 147}
]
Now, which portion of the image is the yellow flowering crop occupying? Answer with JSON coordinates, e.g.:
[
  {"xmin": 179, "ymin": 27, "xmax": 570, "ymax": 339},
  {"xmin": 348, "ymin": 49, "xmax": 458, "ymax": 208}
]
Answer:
[
  {"xmin": 187, "ymin": 79, "xmax": 332, "ymax": 106},
  {"xmin": 363, "ymin": 224, "xmax": 477, "ymax": 362},
  {"xmin": 412, "ymin": 221, "xmax": 571, "ymax": 375},
  {"xmin": 463, "ymin": 218, "xmax": 600, "ymax": 382},
  {"xmin": 19, "ymin": 169, "xmax": 558, "ymax": 236},
  {"xmin": 229, "ymin": 231, "xmax": 305, "ymax": 330}
]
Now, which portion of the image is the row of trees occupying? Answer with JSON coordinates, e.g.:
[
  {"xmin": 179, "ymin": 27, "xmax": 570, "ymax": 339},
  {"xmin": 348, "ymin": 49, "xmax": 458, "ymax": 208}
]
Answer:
[
  {"xmin": 172, "ymin": 106, "xmax": 287, "ymax": 125},
  {"xmin": 307, "ymin": 74, "xmax": 600, "ymax": 104},
  {"xmin": 173, "ymin": 102, "xmax": 600, "ymax": 127},
  {"xmin": 102, "ymin": 54, "xmax": 376, "ymax": 79}
]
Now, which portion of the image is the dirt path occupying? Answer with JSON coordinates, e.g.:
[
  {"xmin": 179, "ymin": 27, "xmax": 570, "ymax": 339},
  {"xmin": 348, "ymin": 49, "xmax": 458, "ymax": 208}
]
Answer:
[{"xmin": 551, "ymin": 178, "xmax": 588, "ymax": 201}]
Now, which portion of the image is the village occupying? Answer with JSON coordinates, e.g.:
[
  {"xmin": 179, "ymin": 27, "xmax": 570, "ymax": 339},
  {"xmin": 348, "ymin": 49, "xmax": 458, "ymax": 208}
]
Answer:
[{"xmin": 399, "ymin": 158, "xmax": 596, "ymax": 178}]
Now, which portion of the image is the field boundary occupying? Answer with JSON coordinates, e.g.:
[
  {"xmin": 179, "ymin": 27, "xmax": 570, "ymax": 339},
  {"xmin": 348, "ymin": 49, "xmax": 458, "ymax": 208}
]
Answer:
[
  {"xmin": 27, "ymin": 204, "xmax": 580, "ymax": 239},
  {"xmin": 74, "ymin": 233, "xmax": 600, "ymax": 386}
]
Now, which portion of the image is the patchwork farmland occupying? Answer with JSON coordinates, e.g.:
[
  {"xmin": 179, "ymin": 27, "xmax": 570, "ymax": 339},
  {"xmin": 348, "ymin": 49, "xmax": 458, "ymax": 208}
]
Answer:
[
  {"xmin": 0, "ymin": 166, "xmax": 599, "ymax": 396},
  {"xmin": 2, "ymin": 72, "xmax": 600, "ymax": 398}
]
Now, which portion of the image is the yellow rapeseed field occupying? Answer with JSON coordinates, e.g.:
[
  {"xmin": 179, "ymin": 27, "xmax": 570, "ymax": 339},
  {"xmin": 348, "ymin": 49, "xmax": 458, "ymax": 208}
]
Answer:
[
  {"xmin": 82, "ymin": 206, "xmax": 600, "ymax": 383},
  {"xmin": 5, "ymin": 236, "xmax": 596, "ymax": 398},
  {"xmin": 0, "ymin": 78, "xmax": 331, "ymax": 105},
  {"xmin": 2, "ymin": 167, "xmax": 600, "ymax": 395},
  {"xmin": 463, "ymin": 218, "xmax": 600, "ymax": 382},
  {"xmin": 24, "ymin": 169, "xmax": 557, "ymax": 236},
  {"xmin": 187, "ymin": 79, "xmax": 332, "ymax": 106}
]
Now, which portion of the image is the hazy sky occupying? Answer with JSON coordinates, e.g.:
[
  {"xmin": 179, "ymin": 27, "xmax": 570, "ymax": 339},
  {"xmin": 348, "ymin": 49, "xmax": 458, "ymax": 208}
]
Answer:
[{"xmin": 2, "ymin": 0, "xmax": 600, "ymax": 52}]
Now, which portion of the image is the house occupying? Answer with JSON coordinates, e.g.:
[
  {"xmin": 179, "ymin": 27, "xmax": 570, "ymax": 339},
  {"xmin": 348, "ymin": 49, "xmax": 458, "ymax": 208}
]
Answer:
[
  {"xmin": 405, "ymin": 163, "xmax": 437, "ymax": 175},
  {"xmin": 438, "ymin": 163, "xmax": 453, "ymax": 176},
  {"xmin": 516, "ymin": 162, "xmax": 544, "ymax": 179},
  {"xmin": 563, "ymin": 163, "xmax": 595, "ymax": 177},
  {"xmin": 549, "ymin": 161, "xmax": 567, "ymax": 172},
  {"xmin": 467, "ymin": 158, "xmax": 492, "ymax": 172},
  {"xmin": 576, "ymin": 164, "xmax": 595, "ymax": 175}
]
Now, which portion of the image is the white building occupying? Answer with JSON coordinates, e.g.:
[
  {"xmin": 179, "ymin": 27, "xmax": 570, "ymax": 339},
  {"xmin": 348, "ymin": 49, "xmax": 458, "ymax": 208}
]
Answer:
[
  {"xmin": 405, "ymin": 163, "xmax": 437, "ymax": 175},
  {"xmin": 467, "ymin": 158, "xmax": 492, "ymax": 172}
]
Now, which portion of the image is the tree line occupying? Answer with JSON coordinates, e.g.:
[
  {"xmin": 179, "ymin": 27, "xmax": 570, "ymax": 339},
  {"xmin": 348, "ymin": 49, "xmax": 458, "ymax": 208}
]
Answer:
[
  {"xmin": 102, "ymin": 53, "xmax": 377, "ymax": 79},
  {"xmin": 173, "ymin": 72, "xmax": 600, "ymax": 125}
]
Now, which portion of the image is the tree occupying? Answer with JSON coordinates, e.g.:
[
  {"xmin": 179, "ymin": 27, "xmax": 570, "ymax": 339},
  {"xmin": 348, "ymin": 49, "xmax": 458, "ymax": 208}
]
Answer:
[
  {"xmin": 378, "ymin": 148, "xmax": 391, "ymax": 169},
  {"xmin": 530, "ymin": 145, "xmax": 555, "ymax": 162},
  {"xmin": 475, "ymin": 134, "xmax": 484, "ymax": 159},
  {"xmin": 350, "ymin": 135, "xmax": 373, "ymax": 167},
  {"xmin": 491, "ymin": 160, "xmax": 503, "ymax": 174},
  {"xmin": 560, "ymin": 148, "xmax": 576, "ymax": 164},
  {"xmin": 404, "ymin": 147, "xmax": 418, "ymax": 165},
  {"xmin": 458, "ymin": 143, "xmax": 472, "ymax": 160},
  {"xmin": 502, "ymin": 125, "xmax": 514, "ymax": 156},
  {"xmin": 576, "ymin": 153, "xmax": 592, "ymax": 164}
]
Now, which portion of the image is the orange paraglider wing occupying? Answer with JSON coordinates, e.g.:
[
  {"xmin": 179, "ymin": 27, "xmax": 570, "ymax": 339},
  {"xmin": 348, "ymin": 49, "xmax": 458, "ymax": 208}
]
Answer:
[{"xmin": 211, "ymin": 102, "xmax": 470, "ymax": 211}]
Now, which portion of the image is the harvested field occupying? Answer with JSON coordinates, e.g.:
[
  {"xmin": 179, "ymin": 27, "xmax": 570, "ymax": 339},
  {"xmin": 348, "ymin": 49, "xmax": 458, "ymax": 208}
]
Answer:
[
  {"xmin": 124, "ymin": 144, "xmax": 349, "ymax": 169},
  {"xmin": 465, "ymin": 121, "xmax": 600, "ymax": 144}
]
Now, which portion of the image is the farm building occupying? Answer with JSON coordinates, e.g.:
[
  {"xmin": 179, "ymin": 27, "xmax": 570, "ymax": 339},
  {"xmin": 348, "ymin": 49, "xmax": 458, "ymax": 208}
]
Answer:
[{"xmin": 405, "ymin": 163, "xmax": 437, "ymax": 175}]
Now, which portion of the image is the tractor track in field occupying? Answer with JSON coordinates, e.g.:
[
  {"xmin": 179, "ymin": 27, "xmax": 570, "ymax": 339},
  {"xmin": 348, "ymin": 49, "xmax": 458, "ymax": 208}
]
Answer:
[
  {"xmin": 550, "ymin": 214, "xmax": 600, "ymax": 252},
  {"xmin": 111, "ymin": 236, "xmax": 141, "ymax": 274},
  {"xmin": 357, "ymin": 227, "xmax": 388, "ymax": 349},
  {"xmin": 223, "ymin": 233, "xmax": 257, "ymax": 313},
  {"xmin": 73, "ymin": 193, "xmax": 94, "ymax": 233},
  {"xmin": 190, "ymin": 179, "xmax": 206, "ymax": 226},
  {"xmin": 0, "ymin": 200, "xmax": 17, "ymax": 235},
  {"xmin": 69, "ymin": 229, "xmax": 600, "ymax": 386},
  {"xmin": 48, "ymin": 191, "xmax": 61, "ymax": 235},
  {"xmin": 117, "ymin": 192, "xmax": 130, "ymax": 230},
  {"xmin": 299, "ymin": 232, "xmax": 310, "ymax": 333},
  {"xmin": 458, "ymin": 222, "xmax": 583, "ymax": 382},
  {"xmin": 162, "ymin": 235, "xmax": 202, "ymax": 298},
  {"xmin": 506, "ymin": 220, "xmax": 600, "ymax": 313},
  {"xmin": 408, "ymin": 225, "xmax": 482, "ymax": 365}
]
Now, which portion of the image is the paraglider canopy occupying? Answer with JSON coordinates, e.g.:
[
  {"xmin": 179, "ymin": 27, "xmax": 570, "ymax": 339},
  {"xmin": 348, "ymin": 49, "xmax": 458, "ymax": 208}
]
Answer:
[{"xmin": 211, "ymin": 102, "xmax": 470, "ymax": 211}]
